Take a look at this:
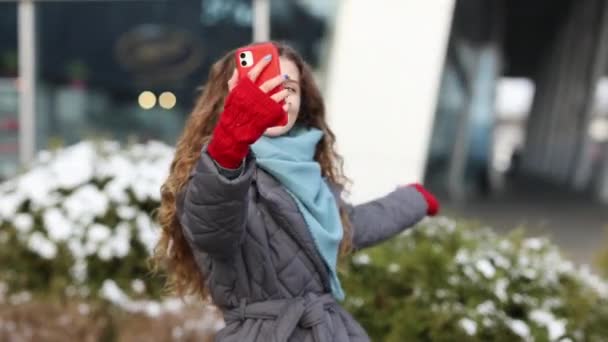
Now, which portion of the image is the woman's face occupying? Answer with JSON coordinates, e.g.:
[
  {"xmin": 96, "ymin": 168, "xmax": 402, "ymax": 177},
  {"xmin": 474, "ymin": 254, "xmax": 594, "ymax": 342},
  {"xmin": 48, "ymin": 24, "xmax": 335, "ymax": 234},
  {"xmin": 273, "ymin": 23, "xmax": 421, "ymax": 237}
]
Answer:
[{"xmin": 264, "ymin": 57, "xmax": 301, "ymax": 137}]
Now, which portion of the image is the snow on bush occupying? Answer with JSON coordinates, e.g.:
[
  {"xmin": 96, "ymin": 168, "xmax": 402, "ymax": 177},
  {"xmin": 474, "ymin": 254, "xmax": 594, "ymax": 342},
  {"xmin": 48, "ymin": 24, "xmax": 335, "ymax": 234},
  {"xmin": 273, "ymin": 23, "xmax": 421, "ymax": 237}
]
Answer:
[
  {"xmin": 3, "ymin": 140, "xmax": 608, "ymax": 341},
  {"xmin": 0, "ymin": 140, "xmax": 174, "ymax": 310},
  {"xmin": 341, "ymin": 217, "xmax": 608, "ymax": 342}
]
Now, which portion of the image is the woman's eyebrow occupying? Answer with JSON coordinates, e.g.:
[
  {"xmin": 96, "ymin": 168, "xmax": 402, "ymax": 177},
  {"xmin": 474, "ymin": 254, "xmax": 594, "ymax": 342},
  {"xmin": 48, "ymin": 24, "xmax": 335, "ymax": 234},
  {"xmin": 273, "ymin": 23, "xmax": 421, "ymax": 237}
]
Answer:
[{"xmin": 285, "ymin": 79, "xmax": 300, "ymax": 86}]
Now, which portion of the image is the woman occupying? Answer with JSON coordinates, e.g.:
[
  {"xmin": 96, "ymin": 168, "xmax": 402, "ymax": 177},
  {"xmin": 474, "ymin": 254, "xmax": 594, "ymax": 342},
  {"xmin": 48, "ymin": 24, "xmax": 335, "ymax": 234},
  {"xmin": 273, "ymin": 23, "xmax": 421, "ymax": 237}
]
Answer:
[{"xmin": 154, "ymin": 42, "xmax": 439, "ymax": 341}]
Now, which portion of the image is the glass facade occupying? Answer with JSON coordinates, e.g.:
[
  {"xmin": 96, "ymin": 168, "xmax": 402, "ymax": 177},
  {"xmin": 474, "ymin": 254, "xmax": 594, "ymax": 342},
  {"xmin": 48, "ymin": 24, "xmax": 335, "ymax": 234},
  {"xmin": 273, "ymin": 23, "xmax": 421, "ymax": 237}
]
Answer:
[
  {"xmin": 0, "ymin": 0, "xmax": 335, "ymax": 181},
  {"xmin": 426, "ymin": 41, "xmax": 498, "ymax": 197},
  {"xmin": 34, "ymin": 0, "xmax": 251, "ymax": 149},
  {"xmin": 0, "ymin": 3, "xmax": 18, "ymax": 180},
  {"xmin": 270, "ymin": 0, "xmax": 336, "ymax": 69},
  {"xmin": 425, "ymin": 0, "xmax": 499, "ymax": 198}
]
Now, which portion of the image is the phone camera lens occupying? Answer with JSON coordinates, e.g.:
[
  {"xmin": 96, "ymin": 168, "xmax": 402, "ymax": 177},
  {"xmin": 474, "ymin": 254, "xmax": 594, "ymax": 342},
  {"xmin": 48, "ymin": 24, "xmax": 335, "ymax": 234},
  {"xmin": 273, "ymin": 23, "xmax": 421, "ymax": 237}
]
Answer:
[
  {"xmin": 241, "ymin": 60, "xmax": 247, "ymax": 67},
  {"xmin": 240, "ymin": 53, "xmax": 246, "ymax": 59}
]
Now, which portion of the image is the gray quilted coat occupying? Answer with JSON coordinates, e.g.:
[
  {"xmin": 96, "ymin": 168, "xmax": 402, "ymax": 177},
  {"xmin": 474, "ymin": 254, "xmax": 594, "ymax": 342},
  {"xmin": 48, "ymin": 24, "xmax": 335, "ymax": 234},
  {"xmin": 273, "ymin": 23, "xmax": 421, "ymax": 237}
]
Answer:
[{"xmin": 176, "ymin": 148, "xmax": 429, "ymax": 341}]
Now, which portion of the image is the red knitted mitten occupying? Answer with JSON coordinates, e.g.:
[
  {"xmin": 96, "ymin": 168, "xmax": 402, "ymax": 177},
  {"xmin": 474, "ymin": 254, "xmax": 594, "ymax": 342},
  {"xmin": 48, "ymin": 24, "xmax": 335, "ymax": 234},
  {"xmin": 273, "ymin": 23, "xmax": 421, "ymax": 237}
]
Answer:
[{"xmin": 207, "ymin": 77, "xmax": 287, "ymax": 168}]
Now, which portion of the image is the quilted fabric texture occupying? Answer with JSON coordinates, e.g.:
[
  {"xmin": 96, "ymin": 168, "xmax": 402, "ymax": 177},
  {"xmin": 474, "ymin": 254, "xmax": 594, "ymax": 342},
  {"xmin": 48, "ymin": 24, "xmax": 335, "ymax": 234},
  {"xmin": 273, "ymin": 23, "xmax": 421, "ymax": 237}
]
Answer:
[{"xmin": 176, "ymin": 148, "xmax": 429, "ymax": 341}]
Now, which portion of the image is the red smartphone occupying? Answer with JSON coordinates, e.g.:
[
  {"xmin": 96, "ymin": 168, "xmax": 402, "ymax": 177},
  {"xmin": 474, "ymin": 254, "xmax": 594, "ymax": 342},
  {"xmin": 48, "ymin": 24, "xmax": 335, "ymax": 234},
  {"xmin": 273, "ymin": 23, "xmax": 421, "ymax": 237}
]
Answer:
[{"xmin": 235, "ymin": 43, "xmax": 283, "ymax": 95}]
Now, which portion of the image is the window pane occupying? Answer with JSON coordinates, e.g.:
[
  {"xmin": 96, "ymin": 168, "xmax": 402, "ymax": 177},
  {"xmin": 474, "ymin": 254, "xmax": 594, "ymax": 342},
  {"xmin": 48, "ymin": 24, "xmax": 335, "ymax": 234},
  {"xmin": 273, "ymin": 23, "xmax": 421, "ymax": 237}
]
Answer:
[
  {"xmin": 0, "ymin": 2, "xmax": 18, "ymax": 180},
  {"xmin": 270, "ymin": 0, "xmax": 337, "ymax": 70},
  {"xmin": 36, "ymin": 0, "xmax": 251, "ymax": 149}
]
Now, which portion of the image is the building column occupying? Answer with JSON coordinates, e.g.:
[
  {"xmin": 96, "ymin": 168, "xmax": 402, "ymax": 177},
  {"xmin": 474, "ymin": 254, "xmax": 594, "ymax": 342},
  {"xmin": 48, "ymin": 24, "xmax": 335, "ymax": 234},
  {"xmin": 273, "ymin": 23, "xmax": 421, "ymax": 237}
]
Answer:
[
  {"xmin": 18, "ymin": 0, "xmax": 37, "ymax": 166},
  {"xmin": 324, "ymin": 0, "xmax": 455, "ymax": 203}
]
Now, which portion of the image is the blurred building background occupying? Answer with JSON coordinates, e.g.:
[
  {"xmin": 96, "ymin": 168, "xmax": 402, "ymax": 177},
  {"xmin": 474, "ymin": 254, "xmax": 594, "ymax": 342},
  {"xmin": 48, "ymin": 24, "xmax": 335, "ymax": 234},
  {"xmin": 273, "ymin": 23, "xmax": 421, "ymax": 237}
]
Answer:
[
  {"xmin": 1, "ymin": 0, "xmax": 608, "ymax": 264},
  {"xmin": 428, "ymin": 0, "xmax": 608, "ymax": 265},
  {"xmin": 0, "ymin": 0, "xmax": 337, "ymax": 177}
]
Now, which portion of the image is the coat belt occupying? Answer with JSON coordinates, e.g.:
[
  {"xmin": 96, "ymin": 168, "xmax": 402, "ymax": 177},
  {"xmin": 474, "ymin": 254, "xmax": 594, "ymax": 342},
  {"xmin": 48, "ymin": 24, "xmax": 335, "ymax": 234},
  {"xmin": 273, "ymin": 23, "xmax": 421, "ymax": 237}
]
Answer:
[{"xmin": 223, "ymin": 293, "xmax": 336, "ymax": 342}]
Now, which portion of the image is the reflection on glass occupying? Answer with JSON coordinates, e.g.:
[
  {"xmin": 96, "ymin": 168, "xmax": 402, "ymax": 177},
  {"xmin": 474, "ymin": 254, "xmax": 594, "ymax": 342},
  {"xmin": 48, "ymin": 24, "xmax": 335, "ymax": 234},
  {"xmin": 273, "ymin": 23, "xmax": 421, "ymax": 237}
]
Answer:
[
  {"xmin": 35, "ymin": 0, "xmax": 251, "ymax": 151},
  {"xmin": 200, "ymin": 0, "xmax": 252, "ymax": 26},
  {"xmin": 159, "ymin": 92, "xmax": 177, "ymax": 110},
  {"xmin": 0, "ymin": 2, "xmax": 18, "ymax": 180},
  {"xmin": 270, "ymin": 0, "xmax": 336, "ymax": 69},
  {"xmin": 138, "ymin": 91, "xmax": 157, "ymax": 110}
]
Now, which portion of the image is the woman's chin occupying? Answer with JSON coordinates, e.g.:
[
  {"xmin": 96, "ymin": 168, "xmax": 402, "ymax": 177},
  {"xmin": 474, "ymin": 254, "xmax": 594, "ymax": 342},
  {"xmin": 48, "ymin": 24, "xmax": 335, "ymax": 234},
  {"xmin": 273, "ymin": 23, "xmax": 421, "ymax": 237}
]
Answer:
[{"xmin": 264, "ymin": 125, "xmax": 290, "ymax": 137}]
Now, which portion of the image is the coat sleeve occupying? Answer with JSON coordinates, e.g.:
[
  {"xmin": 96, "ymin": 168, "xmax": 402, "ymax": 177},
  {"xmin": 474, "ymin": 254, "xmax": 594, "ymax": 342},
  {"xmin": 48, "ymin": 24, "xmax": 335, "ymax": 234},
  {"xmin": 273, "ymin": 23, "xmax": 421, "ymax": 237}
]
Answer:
[
  {"xmin": 175, "ymin": 146, "xmax": 254, "ymax": 258},
  {"xmin": 334, "ymin": 185, "xmax": 429, "ymax": 250}
]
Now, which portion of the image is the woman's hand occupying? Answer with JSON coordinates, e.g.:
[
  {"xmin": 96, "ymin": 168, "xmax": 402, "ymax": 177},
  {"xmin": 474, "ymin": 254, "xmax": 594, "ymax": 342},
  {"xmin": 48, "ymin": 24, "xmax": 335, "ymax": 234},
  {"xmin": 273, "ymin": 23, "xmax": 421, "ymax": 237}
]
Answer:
[
  {"xmin": 228, "ymin": 55, "xmax": 290, "ymax": 112},
  {"xmin": 207, "ymin": 55, "xmax": 290, "ymax": 169}
]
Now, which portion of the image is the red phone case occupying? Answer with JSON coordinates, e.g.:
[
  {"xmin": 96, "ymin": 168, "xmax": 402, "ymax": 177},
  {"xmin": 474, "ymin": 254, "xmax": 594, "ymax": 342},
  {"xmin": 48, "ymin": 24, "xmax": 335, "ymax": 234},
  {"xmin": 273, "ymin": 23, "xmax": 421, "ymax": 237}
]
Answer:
[{"xmin": 235, "ymin": 43, "xmax": 282, "ymax": 95}]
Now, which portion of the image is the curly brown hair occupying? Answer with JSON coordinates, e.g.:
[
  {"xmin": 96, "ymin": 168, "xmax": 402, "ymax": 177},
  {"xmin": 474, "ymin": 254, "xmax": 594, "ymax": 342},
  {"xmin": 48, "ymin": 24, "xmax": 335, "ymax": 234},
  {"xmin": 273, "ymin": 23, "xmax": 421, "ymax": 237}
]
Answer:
[{"xmin": 152, "ymin": 42, "xmax": 352, "ymax": 301}]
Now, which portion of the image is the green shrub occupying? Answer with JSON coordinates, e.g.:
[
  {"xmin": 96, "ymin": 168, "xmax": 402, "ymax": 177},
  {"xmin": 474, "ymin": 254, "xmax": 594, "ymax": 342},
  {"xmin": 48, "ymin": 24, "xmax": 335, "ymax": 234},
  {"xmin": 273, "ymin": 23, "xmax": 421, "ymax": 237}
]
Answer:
[
  {"xmin": 341, "ymin": 218, "xmax": 608, "ymax": 342},
  {"xmin": 594, "ymin": 227, "xmax": 608, "ymax": 278},
  {"xmin": 2, "ymin": 140, "xmax": 608, "ymax": 341}
]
